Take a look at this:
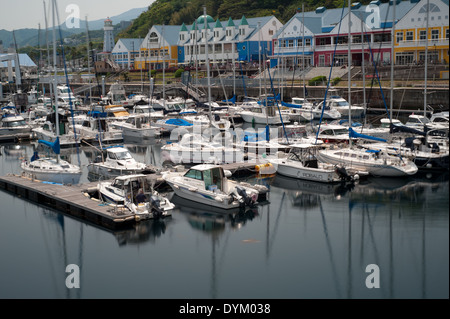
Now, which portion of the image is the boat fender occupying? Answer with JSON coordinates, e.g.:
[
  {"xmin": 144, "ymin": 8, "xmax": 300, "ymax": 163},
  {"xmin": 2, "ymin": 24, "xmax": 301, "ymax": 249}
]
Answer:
[{"xmin": 215, "ymin": 196, "xmax": 224, "ymax": 203}]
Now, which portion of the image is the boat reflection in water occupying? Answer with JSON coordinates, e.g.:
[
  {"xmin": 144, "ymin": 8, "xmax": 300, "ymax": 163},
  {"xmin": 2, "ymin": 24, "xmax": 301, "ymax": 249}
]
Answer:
[
  {"xmin": 114, "ymin": 218, "xmax": 171, "ymax": 246},
  {"xmin": 270, "ymin": 173, "xmax": 356, "ymax": 206},
  {"xmin": 171, "ymin": 193, "xmax": 261, "ymax": 232}
]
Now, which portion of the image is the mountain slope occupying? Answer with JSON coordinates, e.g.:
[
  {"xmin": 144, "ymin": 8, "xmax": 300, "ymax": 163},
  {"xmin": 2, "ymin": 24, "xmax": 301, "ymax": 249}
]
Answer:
[{"xmin": 0, "ymin": 7, "xmax": 148, "ymax": 49}]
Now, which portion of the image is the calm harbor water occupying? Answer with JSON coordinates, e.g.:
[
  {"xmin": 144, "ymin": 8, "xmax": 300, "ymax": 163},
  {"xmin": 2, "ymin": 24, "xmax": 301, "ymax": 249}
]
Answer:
[{"xmin": 0, "ymin": 137, "xmax": 448, "ymax": 299}]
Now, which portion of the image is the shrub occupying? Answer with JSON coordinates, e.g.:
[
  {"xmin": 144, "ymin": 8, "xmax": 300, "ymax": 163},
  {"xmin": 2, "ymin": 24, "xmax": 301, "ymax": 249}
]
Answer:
[
  {"xmin": 309, "ymin": 75, "xmax": 327, "ymax": 86},
  {"xmin": 174, "ymin": 68, "xmax": 185, "ymax": 78},
  {"xmin": 332, "ymin": 77, "xmax": 341, "ymax": 85}
]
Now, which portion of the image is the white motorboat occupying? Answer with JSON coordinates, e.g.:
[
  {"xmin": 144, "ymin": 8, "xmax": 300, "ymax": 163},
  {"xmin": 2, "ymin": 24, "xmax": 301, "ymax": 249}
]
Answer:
[
  {"xmin": 298, "ymin": 100, "xmax": 342, "ymax": 121},
  {"xmin": 161, "ymin": 133, "xmax": 246, "ymax": 164},
  {"xmin": 324, "ymin": 92, "xmax": 366, "ymax": 119},
  {"xmin": 97, "ymin": 174, "xmax": 174, "ymax": 220},
  {"xmin": 88, "ymin": 146, "xmax": 156, "ymax": 178},
  {"xmin": 238, "ymin": 104, "xmax": 290, "ymax": 125},
  {"xmin": 1, "ymin": 107, "xmax": 32, "ymax": 139},
  {"xmin": 111, "ymin": 115, "xmax": 162, "ymax": 140},
  {"xmin": 131, "ymin": 103, "xmax": 164, "ymax": 120},
  {"xmin": 70, "ymin": 117, "xmax": 123, "ymax": 144},
  {"xmin": 268, "ymin": 143, "xmax": 363, "ymax": 183},
  {"xmin": 162, "ymin": 164, "xmax": 269, "ymax": 210}
]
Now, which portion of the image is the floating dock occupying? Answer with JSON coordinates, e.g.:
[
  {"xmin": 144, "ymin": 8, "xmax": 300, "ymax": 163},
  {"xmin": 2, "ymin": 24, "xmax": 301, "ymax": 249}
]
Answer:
[
  {"xmin": 0, "ymin": 174, "xmax": 140, "ymax": 230},
  {"xmin": 0, "ymin": 162, "xmax": 266, "ymax": 229}
]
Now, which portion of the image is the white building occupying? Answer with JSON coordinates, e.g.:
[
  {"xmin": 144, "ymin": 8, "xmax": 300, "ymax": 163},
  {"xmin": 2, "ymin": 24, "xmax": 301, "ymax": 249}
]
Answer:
[{"xmin": 112, "ymin": 38, "xmax": 143, "ymax": 69}]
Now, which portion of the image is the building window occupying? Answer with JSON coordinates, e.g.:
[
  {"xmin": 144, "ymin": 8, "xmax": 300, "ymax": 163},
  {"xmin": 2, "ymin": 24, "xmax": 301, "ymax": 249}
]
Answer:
[
  {"xmin": 269, "ymin": 30, "xmax": 273, "ymax": 36},
  {"xmin": 149, "ymin": 32, "xmax": 158, "ymax": 44},
  {"xmin": 305, "ymin": 38, "xmax": 311, "ymax": 46},
  {"xmin": 406, "ymin": 31, "xmax": 413, "ymax": 41},
  {"xmin": 446, "ymin": 29, "xmax": 449, "ymax": 39},
  {"xmin": 431, "ymin": 29, "xmax": 439, "ymax": 40},
  {"xmin": 419, "ymin": 30, "xmax": 427, "ymax": 40},
  {"xmin": 287, "ymin": 39, "xmax": 294, "ymax": 47},
  {"xmin": 396, "ymin": 32, "xmax": 403, "ymax": 43}
]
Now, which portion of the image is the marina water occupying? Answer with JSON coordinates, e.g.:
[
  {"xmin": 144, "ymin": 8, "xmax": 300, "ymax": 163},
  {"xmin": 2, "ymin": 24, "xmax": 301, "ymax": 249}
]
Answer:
[{"xmin": 0, "ymin": 138, "xmax": 448, "ymax": 299}]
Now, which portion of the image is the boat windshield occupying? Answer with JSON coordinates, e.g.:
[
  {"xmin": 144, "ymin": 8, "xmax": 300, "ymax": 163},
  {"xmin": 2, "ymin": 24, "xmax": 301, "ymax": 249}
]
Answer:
[
  {"xmin": 110, "ymin": 150, "xmax": 133, "ymax": 160},
  {"xmin": 6, "ymin": 120, "xmax": 27, "ymax": 127}
]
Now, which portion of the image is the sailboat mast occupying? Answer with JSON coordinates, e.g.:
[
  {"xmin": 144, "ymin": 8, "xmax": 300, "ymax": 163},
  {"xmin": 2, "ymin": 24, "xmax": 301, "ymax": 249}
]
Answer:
[
  {"xmin": 204, "ymin": 6, "xmax": 212, "ymax": 116},
  {"xmin": 361, "ymin": 12, "xmax": 366, "ymax": 126},
  {"xmin": 302, "ymin": 3, "xmax": 305, "ymax": 99},
  {"xmin": 86, "ymin": 16, "xmax": 92, "ymax": 106},
  {"xmin": 390, "ymin": 0, "xmax": 396, "ymax": 123},
  {"xmin": 258, "ymin": 21, "xmax": 262, "ymax": 97},
  {"xmin": 348, "ymin": 0, "xmax": 352, "ymax": 148},
  {"xmin": 162, "ymin": 25, "xmax": 166, "ymax": 109},
  {"xmin": 52, "ymin": 0, "xmax": 60, "ymax": 139},
  {"xmin": 424, "ymin": 0, "xmax": 429, "ymax": 117}
]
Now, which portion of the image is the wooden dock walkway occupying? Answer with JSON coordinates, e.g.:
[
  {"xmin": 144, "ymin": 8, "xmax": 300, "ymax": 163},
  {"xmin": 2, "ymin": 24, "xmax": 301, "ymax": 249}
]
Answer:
[
  {"xmin": 0, "ymin": 162, "xmax": 265, "ymax": 229},
  {"xmin": 0, "ymin": 174, "xmax": 136, "ymax": 230}
]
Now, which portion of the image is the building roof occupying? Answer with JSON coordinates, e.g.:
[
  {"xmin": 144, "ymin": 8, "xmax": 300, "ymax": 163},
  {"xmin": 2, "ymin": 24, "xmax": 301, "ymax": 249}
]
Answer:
[
  {"xmin": 152, "ymin": 25, "xmax": 183, "ymax": 46},
  {"xmin": 0, "ymin": 53, "xmax": 37, "ymax": 68},
  {"xmin": 113, "ymin": 38, "xmax": 143, "ymax": 52}
]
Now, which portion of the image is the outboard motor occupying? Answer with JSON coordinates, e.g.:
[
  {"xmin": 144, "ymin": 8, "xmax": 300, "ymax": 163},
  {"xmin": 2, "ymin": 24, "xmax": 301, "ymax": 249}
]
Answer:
[
  {"xmin": 335, "ymin": 165, "xmax": 351, "ymax": 182},
  {"xmin": 150, "ymin": 195, "xmax": 163, "ymax": 218},
  {"xmin": 235, "ymin": 186, "xmax": 253, "ymax": 207}
]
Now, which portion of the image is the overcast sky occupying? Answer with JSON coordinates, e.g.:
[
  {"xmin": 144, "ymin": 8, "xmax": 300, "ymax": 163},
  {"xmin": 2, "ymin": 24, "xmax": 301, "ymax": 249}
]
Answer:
[{"xmin": 0, "ymin": 0, "xmax": 154, "ymax": 30}]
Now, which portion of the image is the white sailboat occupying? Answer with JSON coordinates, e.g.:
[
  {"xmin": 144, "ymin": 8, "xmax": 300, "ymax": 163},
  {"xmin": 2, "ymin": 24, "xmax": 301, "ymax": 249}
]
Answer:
[{"xmin": 21, "ymin": 0, "xmax": 82, "ymax": 185}]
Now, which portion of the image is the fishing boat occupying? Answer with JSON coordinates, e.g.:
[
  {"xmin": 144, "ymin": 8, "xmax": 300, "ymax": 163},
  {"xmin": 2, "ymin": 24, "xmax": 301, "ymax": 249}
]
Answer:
[
  {"xmin": 87, "ymin": 146, "xmax": 156, "ymax": 178},
  {"xmin": 97, "ymin": 174, "xmax": 174, "ymax": 220},
  {"xmin": 162, "ymin": 164, "xmax": 269, "ymax": 210},
  {"xmin": 269, "ymin": 143, "xmax": 364, "ymax": 183}
]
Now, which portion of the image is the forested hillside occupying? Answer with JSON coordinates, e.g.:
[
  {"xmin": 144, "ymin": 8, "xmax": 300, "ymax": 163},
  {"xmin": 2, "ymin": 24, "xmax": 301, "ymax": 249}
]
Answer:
[{"xmin": 119, "ymin": 0, "xmax": 373, "ymax": 38}]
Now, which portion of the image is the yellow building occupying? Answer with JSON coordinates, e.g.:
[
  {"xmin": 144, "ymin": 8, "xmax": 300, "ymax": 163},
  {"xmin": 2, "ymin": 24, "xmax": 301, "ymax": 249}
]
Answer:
[
  {"xmin": 394, "ymin": 0, "xmax": 449, "ymax": 65},
  {"xmin": 134, "ymin": 25, "xmax": 180, "ymax": 70}
]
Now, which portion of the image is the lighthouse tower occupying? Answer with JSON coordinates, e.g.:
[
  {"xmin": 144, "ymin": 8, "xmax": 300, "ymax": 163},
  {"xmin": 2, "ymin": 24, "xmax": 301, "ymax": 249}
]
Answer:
[{"xmin": 103, "ymin": 17, "xmax": 114, "ymax": 53}]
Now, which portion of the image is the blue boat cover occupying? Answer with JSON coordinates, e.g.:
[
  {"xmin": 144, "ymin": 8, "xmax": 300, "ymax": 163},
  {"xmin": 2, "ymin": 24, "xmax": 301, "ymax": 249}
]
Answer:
[
  {"xmin": 38, "ymin": 137, "xmax": 60, "ymax": 155},
  {"xmin": 349, "ymin": 127, "xmax": 387, "ymax": 142},
  {"xmin": 165, "ymin": 118, "xmax": 193, "ymax": 126}
]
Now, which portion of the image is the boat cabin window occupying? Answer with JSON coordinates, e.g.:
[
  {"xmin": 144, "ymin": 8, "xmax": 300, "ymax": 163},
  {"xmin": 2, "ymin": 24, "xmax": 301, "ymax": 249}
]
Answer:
[
  {"xmin": 351, "ymin": 154, "xmax": 357, "ymax": 158},
  {"xmin": 252, "ymin": 107, "xmax": 263, "ymax": 114},
  {"xmin": 343, "ymin": 153, "xmax": 349, "ymax": 157},
  {"xmin": 184, "ymin": 169, "xmax": 203, "ymax": 180},
  {"xmin": 6, "ymin": 120, "xmax": 27, "ymax": 127},
  {"xmin": 202, "ymin": 167, "xmax": 222, "ymax": 191},
  {"xmin": 336, "ymin": 101, "xmax": 349, "ymax": 107},
  {"xmin": 112, "ymin": 179, "xmax": 124, "ymax": 188},
  {"xmin": 109, "ymin": 150, "xmax": 132, "ymax": 160},
  {"xmin": 363, "ymin": 155, "xmax": 369, "ymax": 160}
]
